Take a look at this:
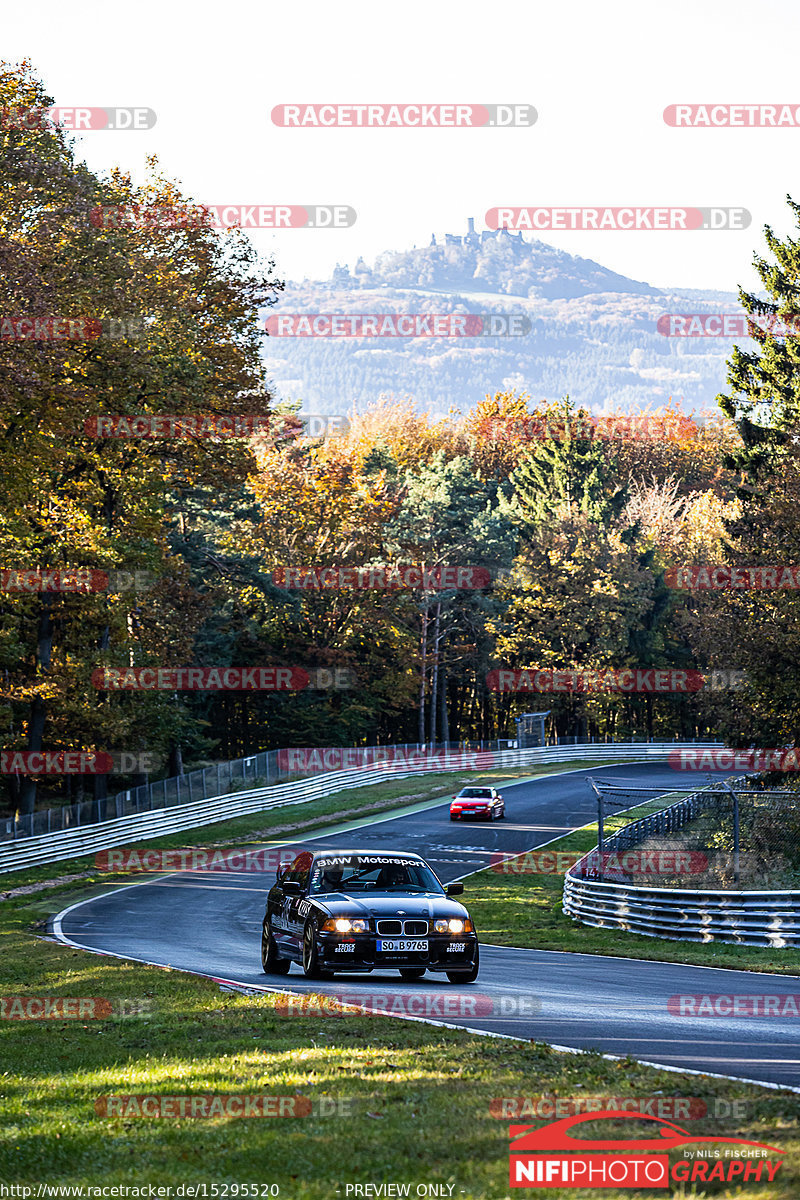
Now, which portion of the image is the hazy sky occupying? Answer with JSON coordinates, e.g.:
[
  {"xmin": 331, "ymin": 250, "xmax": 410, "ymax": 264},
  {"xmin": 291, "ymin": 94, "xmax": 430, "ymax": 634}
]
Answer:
[{"xmin": 4, "ymin": 0, "xmax": 799, "ymax": 294}]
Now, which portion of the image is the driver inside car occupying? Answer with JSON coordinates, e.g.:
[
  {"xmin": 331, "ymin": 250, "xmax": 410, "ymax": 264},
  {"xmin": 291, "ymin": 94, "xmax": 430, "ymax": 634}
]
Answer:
[
  {"xmin": 376, "ymin": 864, "xmax": 407, "ymax": 889},
  {"xmin": 319, "ymin": 865, "xmax": 344, "ymax": 892}
]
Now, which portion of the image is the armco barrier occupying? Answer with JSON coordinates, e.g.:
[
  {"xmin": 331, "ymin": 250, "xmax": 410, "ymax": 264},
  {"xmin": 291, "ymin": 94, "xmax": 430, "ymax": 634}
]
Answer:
[
  {"xmin": 0, "ymin": 742, "xmax": 720, "ymax": 875},
  {"xmin": 563, "ymin": 780, "xmax": 800, "ymax": 947}
]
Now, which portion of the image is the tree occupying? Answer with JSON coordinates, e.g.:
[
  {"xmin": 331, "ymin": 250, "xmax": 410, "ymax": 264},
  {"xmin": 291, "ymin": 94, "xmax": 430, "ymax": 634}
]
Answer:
[
  {"xmin": 0, "ymin": 61, "xmax": 282, "ymax": 812},
  {"xmin": 717, "ymin": 194, "xmax": 800, "ymax": 484},
  {"xmin": 504, "ymin": 397, "xmax": 627, "ymax": 530},
  {"xmin": 383, "ymin": 453, "xmax": 516, "ymax": 743}
]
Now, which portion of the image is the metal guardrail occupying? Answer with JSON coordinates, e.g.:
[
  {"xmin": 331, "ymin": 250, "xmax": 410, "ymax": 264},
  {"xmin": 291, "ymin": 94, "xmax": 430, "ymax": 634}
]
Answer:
[
  {"xmin": 0, "ymin": 742, "xmax": 720, "ymax": 875},
  {"xmin": 563, "ymin": 779, "xmax": 800, "ymax": 947}
]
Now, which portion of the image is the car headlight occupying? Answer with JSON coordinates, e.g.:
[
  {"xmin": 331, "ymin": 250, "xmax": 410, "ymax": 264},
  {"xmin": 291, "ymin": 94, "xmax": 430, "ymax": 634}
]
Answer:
[
  {"xmin": 433, "ymin": 918, "xmax": 474, "ymax": 934},
  {"xmin": 321, "ymin": 917, "xmax": 368, "ymax": 933}
]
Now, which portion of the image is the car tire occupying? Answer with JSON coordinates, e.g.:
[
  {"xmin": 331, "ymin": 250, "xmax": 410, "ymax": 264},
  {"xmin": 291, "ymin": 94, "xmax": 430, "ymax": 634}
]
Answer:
[
  {"xmin": 450, "ymin": 815, "xmax": 458, "ymax": 821},
  {"xmin": 445, "ymin": 945, "xmax": 479, "ymax": 984},
  {"xmin": 399, "ymin": 968, "xmax": 426, "ymax": 981},
  {"xmin": 499, "ymin": 808, "xmax": 506, "ymax": 819},
  {"xmin": 261, "ymin": 921, "xmax": 290, "ymax": 974},
  {"xmin": 302, "ymin": 921, "xmax": 333, "ymax": 980}
]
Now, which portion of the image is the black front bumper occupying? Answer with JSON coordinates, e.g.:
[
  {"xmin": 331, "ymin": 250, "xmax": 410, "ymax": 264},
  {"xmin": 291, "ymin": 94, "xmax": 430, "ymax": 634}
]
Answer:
[{"xmin": 318, "ymin": 933, "xmax": 478, "ymax": 972}]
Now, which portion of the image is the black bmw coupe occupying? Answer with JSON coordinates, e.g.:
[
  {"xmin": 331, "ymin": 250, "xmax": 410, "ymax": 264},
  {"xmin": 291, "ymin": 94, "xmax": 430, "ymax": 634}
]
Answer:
[{"xmin": 261, "ymin": 848, "xmax": 479, "ymax": 982}]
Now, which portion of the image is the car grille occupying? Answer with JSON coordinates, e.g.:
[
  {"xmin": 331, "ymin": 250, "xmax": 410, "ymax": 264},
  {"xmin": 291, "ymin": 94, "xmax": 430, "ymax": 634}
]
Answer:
[
  {"xmin": 376, "ymin": 919, "xmax": 428, "ymax": 936},
  {"xmin": 403, "ymin": 920, "xmax": 428, "ymax": 936}
]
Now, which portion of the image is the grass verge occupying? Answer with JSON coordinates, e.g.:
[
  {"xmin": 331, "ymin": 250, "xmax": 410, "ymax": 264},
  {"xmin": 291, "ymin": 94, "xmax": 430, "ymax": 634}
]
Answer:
[{"xmin": 0, "ymin": 883, "xmax": 799, "ymax": 1196}]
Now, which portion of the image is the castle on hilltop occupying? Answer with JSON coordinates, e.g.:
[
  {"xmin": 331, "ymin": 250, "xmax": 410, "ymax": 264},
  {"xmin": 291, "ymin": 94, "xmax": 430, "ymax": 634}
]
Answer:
[
  {"xmin": 431, "ymin": 217, "xmax": 524, "ymax": 247},
  {"xmin": 327, "ymin": 220, "xmax": 525, "ymax": 286}
]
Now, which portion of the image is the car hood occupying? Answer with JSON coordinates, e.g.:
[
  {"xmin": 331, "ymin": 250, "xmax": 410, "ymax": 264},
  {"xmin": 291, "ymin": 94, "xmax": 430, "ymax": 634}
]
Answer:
[{"xmin": 315, "ymin": 892, "xmax": 469, "ymax": 920}]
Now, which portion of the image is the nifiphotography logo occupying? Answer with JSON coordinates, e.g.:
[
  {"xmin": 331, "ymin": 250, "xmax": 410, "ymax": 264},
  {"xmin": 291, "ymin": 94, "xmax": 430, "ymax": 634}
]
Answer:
[{"xmin": 508, "ymin": 1111, "xmax": 784, "ymax": 1188}]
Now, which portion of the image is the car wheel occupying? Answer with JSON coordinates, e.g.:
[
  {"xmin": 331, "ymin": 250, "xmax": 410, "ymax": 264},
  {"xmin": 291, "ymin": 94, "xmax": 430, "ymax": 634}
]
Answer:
[
  {"xmin": 499, "ymin": 807, "xmax": 506, "ymax": 819},
  {"xmin": 399, "ymin": 968, "xmax": 426, "ymax": 981},
  {"xmin": 445, "ymin": 945, "xmax": 479, "ymax": 984},
  {"xmin": 450, "ymin": 815, "xmax": 458, "ymax": 821},
  {"xmin": 261, "ymin": 921, "xmax": 290, "ymax": 974},
  {"xmin": 302, "ymin": 921, "xmax": 333, "ymax": 979}
]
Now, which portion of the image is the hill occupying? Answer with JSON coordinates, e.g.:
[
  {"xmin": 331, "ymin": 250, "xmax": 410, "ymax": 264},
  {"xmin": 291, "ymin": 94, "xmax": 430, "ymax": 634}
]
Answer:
[{"xmin": 263, "ymin": 222, "xmax": 741, "ymax": 417}]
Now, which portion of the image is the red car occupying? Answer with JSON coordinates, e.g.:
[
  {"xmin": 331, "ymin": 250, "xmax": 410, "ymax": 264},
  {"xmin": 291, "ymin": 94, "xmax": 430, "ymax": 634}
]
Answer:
[{"xmin": 450, "ymin": 786, "xmax": 505, "ymax": 821}]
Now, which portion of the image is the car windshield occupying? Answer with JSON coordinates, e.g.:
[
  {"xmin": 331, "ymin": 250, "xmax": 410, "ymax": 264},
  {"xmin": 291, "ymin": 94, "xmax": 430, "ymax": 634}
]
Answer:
[
  {"xmin": 459, "ymin": 788, "xmax": 491, "ymax": 797},
  {"xmin": 308, "ymin": 856, "xmax": 444, "ymax": 895}
]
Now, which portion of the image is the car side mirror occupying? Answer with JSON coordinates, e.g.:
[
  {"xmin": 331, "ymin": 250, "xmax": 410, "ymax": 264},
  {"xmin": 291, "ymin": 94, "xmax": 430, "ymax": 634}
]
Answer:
[
  {"xmin": 446, "ymin": 882, "xmax": 464, "ymax": 896},
  {"xmin": 282, "ymin": 880, "xmax": 302, "ymax": 895}
]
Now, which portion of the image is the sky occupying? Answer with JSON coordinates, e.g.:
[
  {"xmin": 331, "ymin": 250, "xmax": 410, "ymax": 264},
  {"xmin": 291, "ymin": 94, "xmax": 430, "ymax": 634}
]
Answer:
[{"xmin": 3, "ymin": 0, "xmax": 800, "ymax": 295}]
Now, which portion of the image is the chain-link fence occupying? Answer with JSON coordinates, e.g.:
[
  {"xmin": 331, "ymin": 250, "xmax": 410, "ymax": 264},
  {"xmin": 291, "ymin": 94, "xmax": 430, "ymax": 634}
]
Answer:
[{"xmin": 577, "ymin": 777, "xmax": 800, "ymax": 889}]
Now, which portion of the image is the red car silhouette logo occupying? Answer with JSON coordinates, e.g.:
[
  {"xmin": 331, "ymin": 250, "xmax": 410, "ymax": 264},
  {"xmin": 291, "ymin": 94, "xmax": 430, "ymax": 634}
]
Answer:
[{"xmin": 511, "ymin": 1110, "xmax": 784, "ymax": 1155}]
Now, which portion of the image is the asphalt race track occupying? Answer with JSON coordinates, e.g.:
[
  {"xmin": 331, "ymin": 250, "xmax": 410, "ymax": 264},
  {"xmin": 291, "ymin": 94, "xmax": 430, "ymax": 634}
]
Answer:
[{"xmin": 55, "ymin": 762, "xmax": 800, "ymax": 1089}]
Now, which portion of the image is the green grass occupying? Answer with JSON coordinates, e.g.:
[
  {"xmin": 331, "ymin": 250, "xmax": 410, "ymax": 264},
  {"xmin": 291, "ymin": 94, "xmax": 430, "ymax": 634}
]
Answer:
[
  {"xmin": 1, "ymin": 886, "xmax": 799, "ymax": 1196},
  {"xmin": 467, "ymin": 798, "xmax": 800, "ymax": 975}
]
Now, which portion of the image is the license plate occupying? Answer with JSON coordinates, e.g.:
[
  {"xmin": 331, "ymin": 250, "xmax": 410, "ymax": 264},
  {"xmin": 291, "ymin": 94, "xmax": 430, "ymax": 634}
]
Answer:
[{"xmin": 376, "ymin": 939, "xmax": 428, "ymax": 952}]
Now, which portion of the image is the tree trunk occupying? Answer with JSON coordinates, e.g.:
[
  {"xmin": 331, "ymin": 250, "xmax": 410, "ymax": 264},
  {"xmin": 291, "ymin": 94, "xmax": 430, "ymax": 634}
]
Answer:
[
  {"xmin": 168, "ymin": 740, "xmax": 184, "ymax": 777},
  {"xmin": 418, "ymin": 605, "xmax": 428, "ymax": 746},
  {"xmin": 18, "ymin": 694, "xmax": 46, "ymax": 815},
  {"xmin": 440, "ymin": 663, "xmax": 449, "ymax": 747},
  {"xmin": 18, "ymin": 595, "xmax": 55, "ymax": 815},
  {"xmin": 429, "ymin": 602, "xmax": 441, "ymax": 745}
]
